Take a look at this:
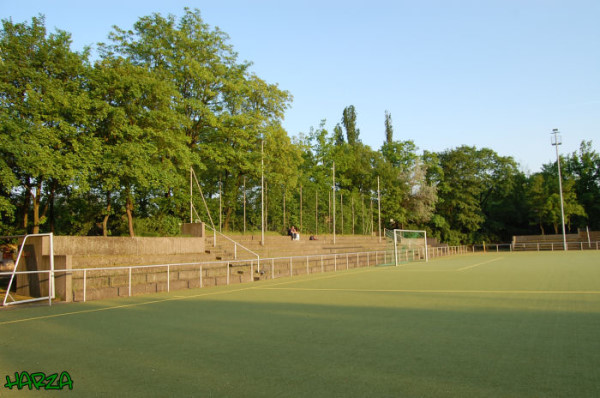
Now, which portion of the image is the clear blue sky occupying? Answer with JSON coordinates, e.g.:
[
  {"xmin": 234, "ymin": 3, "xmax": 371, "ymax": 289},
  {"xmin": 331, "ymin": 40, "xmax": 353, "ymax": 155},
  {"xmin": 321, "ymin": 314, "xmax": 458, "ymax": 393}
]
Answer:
[{"xmin": 3, "ymin": 0, "xmax": 599, "ymax": 173}]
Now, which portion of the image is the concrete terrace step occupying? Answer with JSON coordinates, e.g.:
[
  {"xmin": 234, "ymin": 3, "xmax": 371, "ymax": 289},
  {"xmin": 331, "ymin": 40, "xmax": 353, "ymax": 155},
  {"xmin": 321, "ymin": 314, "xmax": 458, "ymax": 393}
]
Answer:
[{"xmin": 206, "ymin": 234, "xmax": 389, "ymax": 260}]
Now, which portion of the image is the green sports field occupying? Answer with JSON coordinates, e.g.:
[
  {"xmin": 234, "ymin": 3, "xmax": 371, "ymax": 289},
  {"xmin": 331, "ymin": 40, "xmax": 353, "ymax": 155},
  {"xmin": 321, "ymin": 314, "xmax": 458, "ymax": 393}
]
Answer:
[{"xmin": 1, "ymin": 251, "xmax": 600, "ymax": 397}]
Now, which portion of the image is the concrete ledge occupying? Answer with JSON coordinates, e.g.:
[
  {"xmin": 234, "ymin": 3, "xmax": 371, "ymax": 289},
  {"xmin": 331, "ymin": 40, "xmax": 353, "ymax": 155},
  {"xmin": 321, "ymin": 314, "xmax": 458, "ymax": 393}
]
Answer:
[{"xmin": 53, "ymin": 236, "xmax": 205, "ymax": 257}]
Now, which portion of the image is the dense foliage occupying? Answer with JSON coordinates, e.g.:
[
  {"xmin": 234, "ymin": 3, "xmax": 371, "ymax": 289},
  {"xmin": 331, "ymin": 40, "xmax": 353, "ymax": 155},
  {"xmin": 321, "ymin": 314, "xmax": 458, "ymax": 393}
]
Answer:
[{"xmin": 1, "ymin": 11, "xmax": 599, "ymax": 242}]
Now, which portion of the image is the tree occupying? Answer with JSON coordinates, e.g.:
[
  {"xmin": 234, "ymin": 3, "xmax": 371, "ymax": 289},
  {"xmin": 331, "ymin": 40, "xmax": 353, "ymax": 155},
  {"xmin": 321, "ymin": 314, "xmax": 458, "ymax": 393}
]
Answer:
[
  {"xmin": 88, "ymin": 56, "xmax": 190, "ymax": 236},
  {"xmin": 106, "ymin": 8, "xmax": 292, "ymax": 233},
  {"xmin": 341, "ymin": 105, "xmax": 360, "ymax": 146},
  {"xmin": 565, "ymin": 141, "xmax": 600, "ymax": 229},
  {"xmin": 379, "ymin": 141, "xmax": 436, "ymax": 230},
  {"xmin": 529, "ymin": 159, "xmax": 587, "ymax": 234},
  {"xmin": 384, "ymin": 110, "xmax": 393, "ymax": 144},
  {"xmin": 0, "ymin": 16, "xmax": 96, "ymax": 234},
  {"xmin": 427, "ymin": 146, "xmax": 519, "ymax": 244},
  {"xmin": 333, "ymin": 124, "xmax": 344, "ymax": 146}
]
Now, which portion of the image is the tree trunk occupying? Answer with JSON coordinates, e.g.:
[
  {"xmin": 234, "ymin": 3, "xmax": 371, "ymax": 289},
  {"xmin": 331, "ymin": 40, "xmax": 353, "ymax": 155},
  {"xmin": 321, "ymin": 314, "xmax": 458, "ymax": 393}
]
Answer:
[
  {"xmin": 47, "ymin": 180, "xmax": 56, "ymax": 233},
  {"xmin": 126, "ymin": 193, "xmax": 135, "ymax": 237},
  {"xmin": 22, "ymin": 183, "xmax": 31, "ymax": 232},
  {"xmin": 102, "ymin": 192, "xmax": 112, "ymax": 237},
  {"xmin": 32, "ymin": 180, "xmax": 42, "ymax": 234}
]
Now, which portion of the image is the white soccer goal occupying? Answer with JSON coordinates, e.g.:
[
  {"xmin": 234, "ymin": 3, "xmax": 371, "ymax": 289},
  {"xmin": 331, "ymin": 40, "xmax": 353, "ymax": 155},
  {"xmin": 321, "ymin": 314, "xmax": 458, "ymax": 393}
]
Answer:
[
  {"xmin": 1, "ymin": 233, "xmax": 54, "ymax": 306},
  {"xmin": 386, "ymin": 229, "xmax": 428, "ymax": 265}
]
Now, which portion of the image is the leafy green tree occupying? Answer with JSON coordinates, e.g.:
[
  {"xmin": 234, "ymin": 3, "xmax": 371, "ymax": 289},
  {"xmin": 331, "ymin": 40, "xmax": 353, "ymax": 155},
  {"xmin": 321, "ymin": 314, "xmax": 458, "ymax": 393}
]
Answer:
[
  {"xmin": 384, "ymin": 110, "xmax": 393, "ymax": 144},
  {"xmin": 88, "ymin": 56, "xmax": 190, "ymax": 236},
  {"xmin": 530, "ymin": 160, "xmax": 587, "ymax": 234},
  {"xmin": 565, "ymin": 141, "xmax": 600, "ymax": 229},
  {"xmin": 333, "ymin": 124, "xmax": 345, "ymax": 146},
  {"xmin": 427, "ymin": 146, "xmax": 519, "ymax": 244},
  {"xmin": 341, "ymin": 105, "xmax": 360, "ymax": 146},
  {"xmin": 379, "ymin": 141, "xmax": 436, "ymax": 230},
  {"xmin": 106, "ymin": 8, "xmax": 292, "ymax": 233},
  {"xmin": 0, "ymin": 16, "xmax": 96, "ymax": 234}
]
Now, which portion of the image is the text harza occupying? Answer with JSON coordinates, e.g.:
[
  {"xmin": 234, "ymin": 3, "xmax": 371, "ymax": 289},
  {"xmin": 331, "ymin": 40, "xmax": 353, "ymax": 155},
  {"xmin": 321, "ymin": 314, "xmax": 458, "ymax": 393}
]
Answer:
[{"xmin": 4, "ymin": 371, "xmax": 73, "ymax": 390}]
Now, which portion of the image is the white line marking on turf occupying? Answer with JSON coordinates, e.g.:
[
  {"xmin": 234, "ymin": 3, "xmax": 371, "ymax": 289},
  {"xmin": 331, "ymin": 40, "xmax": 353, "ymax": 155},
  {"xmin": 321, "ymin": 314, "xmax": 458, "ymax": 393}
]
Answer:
[
  {"xmin": 0, "ymin": 267, "xmax": 381, "ymax": 326},
  {"xmin": 0, "ymin": 286, "xmax": 256, "ymax": 326},
  {"xmin": 255, "ymin": 287, "xmax": 600, "ymax": 295},
  {"xmin": 456, "ymin": 257, "xmax": 503, "ymax": 271}
]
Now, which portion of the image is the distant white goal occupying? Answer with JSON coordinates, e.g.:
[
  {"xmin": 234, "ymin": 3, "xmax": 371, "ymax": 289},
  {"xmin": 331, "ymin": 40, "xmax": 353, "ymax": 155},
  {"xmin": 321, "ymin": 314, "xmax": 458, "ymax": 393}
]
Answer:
[{"xmin": 385, "ymin": 229, "xmax": 428, "ymax": 265}]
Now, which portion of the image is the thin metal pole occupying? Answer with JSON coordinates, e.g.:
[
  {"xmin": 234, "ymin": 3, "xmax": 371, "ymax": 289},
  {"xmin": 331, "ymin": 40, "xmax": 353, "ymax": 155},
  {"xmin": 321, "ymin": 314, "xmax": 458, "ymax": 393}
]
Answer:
[
  {"xmin": 352, "ymin": 196, "xmax": 355, "ymax": 235},
  {"xmin": 49, "ymin": 233, "xmax": 55, "ymax": 299},
  {"xmin": 552, "ymin": 129, "xmax": 567, "ymax": 251},
  {"xmin": 243, "ymin": 176, "xmax": 246, "ymax": 234},
  {"xmin": 333, "ymin": 162, "xmax": 336, "ymax": 244},
  {"xmin": 300, "ymin": 185, "xmax": 303, "ymax": 234},
  {"xmin": 190, "ymin": 167, "xmax": 193, "ymax": 223},
  {"xmin": 306, "ymin": 256, "xmax": 309, "ymax": 274},
  {"xmin": 341, "ymin": 192, "xmax": 343, "ymax": 235},
  {"xmin": 377, "ymin": 176, "xmax": 381, "ymax": 243},
  {"xmin": 315, "ymin": 190, "xmax": 318, "ymax": 235},
  {"xmin": 261, "ymin": 140, "xmax": 265, "ymax": 246}
]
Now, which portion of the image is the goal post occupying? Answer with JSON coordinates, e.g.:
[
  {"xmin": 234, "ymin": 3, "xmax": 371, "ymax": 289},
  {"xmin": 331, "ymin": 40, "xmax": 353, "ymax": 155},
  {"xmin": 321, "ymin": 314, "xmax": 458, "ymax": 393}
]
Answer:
[
  {"xmin": 386, "ymin": 229, "xmax": 428, "ymax": 265},
  {"xmin": 1, "ymin": 233, "xmax": 54, "ymax": 306}
]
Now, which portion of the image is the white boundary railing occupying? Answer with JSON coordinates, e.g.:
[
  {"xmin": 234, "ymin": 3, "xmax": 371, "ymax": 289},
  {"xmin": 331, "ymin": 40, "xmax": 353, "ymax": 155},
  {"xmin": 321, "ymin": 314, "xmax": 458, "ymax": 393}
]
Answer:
[
  {"xmin": 510, "ymin": 241, "xmax": 600, "ymax": 251},
  {"xmin": 4, "ymin": 240, "xmax": 597, "ymax": 306}
]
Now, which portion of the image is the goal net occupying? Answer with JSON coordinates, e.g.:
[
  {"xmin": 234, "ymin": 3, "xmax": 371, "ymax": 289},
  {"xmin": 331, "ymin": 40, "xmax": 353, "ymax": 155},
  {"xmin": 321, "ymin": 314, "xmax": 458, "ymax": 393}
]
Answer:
[{"xmin": 385, "ymin": 229, "xmax": 428, "ymax": 265}]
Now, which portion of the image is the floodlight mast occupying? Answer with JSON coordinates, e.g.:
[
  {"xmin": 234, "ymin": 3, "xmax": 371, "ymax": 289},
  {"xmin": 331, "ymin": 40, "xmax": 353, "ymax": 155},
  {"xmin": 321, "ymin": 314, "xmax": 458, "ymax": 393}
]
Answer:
[
  {"xmin": 551, "ymin": 129, "xmax": 568, "ymax": 251},
  {"xmin": 261, "ymin": 138, "xmax": 265, "ymax": 246}
]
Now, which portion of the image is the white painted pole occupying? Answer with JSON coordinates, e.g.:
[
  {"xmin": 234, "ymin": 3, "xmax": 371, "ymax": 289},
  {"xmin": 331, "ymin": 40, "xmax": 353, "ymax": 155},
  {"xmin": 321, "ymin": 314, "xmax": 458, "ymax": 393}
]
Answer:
[
  {"xmin": 333, "ymin": 162, "xmax": 336, "ymax": 244},
  {"xmin": 377, "ymin": 176, "xmax": 381, "ymax": 243},
  {"xmin": 261, "ymin": 140, "xmax": 265, "ymax": 246}
]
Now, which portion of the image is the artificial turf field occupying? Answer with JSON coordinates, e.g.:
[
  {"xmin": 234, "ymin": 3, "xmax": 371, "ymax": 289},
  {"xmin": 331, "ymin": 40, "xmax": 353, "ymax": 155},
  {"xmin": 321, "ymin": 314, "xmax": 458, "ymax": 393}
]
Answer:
[{"xmin": 1, "ymin": 251, "xmax": 599, "ymax": 397}]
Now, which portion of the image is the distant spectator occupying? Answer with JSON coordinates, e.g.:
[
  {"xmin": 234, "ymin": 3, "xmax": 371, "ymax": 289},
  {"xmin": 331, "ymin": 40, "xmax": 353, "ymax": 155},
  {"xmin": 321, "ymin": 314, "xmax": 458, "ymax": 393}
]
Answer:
[{"xmin": 291, "ymin": 226, "xmax": 300, "ymax": 241}]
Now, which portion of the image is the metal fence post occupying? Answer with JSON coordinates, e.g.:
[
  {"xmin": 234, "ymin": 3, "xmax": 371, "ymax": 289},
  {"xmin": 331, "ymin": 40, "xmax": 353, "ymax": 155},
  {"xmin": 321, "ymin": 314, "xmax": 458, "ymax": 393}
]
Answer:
[
  {"xmin": 306, "ymin": 257, "xmax": 309, "ymax": 274},
  {"xmin": 83, "ymin": 269, "xmax": 87, "ymax": 302}
]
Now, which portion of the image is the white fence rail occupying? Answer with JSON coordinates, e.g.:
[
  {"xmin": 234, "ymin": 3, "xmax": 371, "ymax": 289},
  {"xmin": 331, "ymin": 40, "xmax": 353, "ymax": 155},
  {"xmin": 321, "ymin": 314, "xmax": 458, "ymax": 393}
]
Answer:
[
  {"xmin": 6, "ymin": 240, "xmax": 596, "ymax": 306},
  {"xmin": 511, "ymin": 241, "xmax": 600, "ymax": 251}
]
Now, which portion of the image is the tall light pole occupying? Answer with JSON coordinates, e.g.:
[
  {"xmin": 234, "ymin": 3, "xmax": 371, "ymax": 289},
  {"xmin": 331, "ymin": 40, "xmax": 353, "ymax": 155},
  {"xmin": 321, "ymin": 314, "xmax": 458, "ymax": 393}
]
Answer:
[
  {"xmin": 332, "ymin": 161, "xmax": 336, "ymax": 244},
  {"xmin": 261, "ymin": 138, "xmax": 265, "ymax": 246},
  {"xmin": 551, "ymin": 128, "xmax": 568, "ymax": 251},
  {"xmin": 377, "ymin": 176, "xmax": 381, "ymax": 243}
]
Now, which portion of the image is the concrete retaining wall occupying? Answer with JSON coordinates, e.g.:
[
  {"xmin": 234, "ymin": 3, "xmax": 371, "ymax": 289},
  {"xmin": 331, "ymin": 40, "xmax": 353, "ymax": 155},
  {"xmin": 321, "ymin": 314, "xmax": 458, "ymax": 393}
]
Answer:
[{"xmin": 53, "ymin": 236, "xmax": 205, "ymax": 257}]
